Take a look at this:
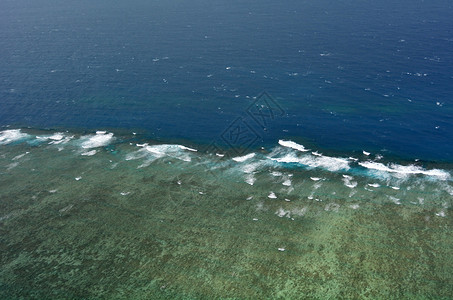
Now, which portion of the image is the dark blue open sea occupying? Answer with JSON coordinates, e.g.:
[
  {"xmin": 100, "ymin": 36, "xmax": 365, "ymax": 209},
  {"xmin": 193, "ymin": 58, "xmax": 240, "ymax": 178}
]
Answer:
[{"xmin": 1, "ymin": 0, "xmax": 453, "ymax": 298}]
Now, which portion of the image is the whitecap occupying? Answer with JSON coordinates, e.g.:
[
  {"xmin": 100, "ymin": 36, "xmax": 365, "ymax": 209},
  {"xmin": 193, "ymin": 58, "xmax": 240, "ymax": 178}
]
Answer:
[
  {"xmin": 49, "ymin": 133, "xmax": 65, "ymax": 141},
  {"xmin": 178, "ymin": 145, "xmax": 197, "ymax": 152},
  {"xmin": 49, "ymin": 134, "xmax": 73, "ymax": 145},
  {"xmin": 0, "ymin": 129, "xmax": 30, "ymax": 145},
  {"xmin": 359, "ymin": 161, "xmax": 450, "ymax": 180},
  {"xmin": 81, "ymin": 150, "xmax": 97, "ymax": 156},
  {"xmin": 270, "ymin": 152, "xmax": 350, "ymax": 172},
  {"xmin": 368, "ymin": 183, "xmax": 380, "ymax": 188},
  {"xmin": 37, "ymin": 132, "xmax": 65, "ymax": 142},
  {"xmin": 143, "ymin": 144, "xmax": 194, "ymax": 162},
  {"xmin": 282, "ymin": 179, "xmax": 292, "ymax": 186},
  {"xmin": 268, "ymin": 192, "xmax": 277, "ymax": 199},
  {"xmin": 342, "ymin": 176, "xmax": 357, "ymax": 188},
  {"xmin": 232, "ymin": 153, "xmax": 255, "ymax": 162},
  {"xmin": 80, "ymin": 132, "xmax": 114, "ymax": 149},
  {"xmin": 435, "ymin": 211, "xmax": 446, "ymax": 217},
  {"xmin": 278, "ymin": 140, "xmax": 309, "ymax": 152}
]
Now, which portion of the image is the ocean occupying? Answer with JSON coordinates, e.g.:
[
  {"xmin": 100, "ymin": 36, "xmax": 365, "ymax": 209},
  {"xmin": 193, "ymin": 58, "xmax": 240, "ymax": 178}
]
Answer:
[{"xmin": 1, "ymin": 0, "xmax": 453, "ymax": 298}]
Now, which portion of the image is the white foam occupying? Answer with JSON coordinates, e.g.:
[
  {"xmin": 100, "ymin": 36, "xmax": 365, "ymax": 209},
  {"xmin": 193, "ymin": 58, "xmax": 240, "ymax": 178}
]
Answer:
[
  {"xmin": 368, "ymin": 183, "xmax": 380, "ymax": 188},
  {"xmin": 131, "ymin": 143, "xmax": 198, "ymax": 163},
  {"xmin": 245, "ymin": 174, "xmax": 256, "ymax": 185},
  {"xmin": 268, "ymin": 192, "xmax": 277, "ymax": 199},
  {"xmin": 270, "ymin": 152, "xmax": 350, "ymax": 172},
  {"xmin": 0, "ymin": 129, "xmax": 29, "ymax": 145},
  {"xmin": 48, "ymin": 134, "xmax": 73, "ymax": 145},
  {"xmin": 282, "ymin": 179, "xmax": 292, "ymax": 186},
  {"xmin": 342, "ymin": 176, "xmax": 357, "ymax": 188},
  {"xmin": 125, "ymin": 148, "xmax": 149, "ymax": 161},
  {"xmin": 435, "ymin": 211, "xmax": 446, "ymax": 217},
  {"xmin": 232, "ymin": 153, "xmax": 255, "ymax": 162},
  {"xmin": 81, "ymin": 150, "xmax": 97, "ymax": 156},
  {"xmin": 12, "ymin": 152, "xmax": 29, "ymax": 160},
  {"xmin": 37, "ymin": 132, "xmax": 65, "ymax": 142},
  {"xmin": 178, "ymin": 145, "xmax": 197, "ymax": 152},
  {"xmin": 49, "ymin": 133, "xmax": 64, "ymax": 141},
  {"xmin": 278, "ymin": 140, "xmax": 309, "ymax": 152},
  {"xmin": 144, "ymin": 145, "xmax": 165, "ymax": 156},
  {"xmin": 359, "ymin": 161, "xmax": 450, "ymax": 180},
  {"xmin": 242, "ymin": 162, "xmax": 260, "ymax": 174},
  {"xmin": 80, "ymin": 132, "xmax": 114, "ymax": 149}
]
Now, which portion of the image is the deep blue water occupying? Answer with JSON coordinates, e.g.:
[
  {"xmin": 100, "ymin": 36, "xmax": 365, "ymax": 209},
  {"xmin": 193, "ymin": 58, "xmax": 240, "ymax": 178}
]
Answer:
[{"xmin": 1, "ymin": 0, "xmax": 453, "ymax": 161}]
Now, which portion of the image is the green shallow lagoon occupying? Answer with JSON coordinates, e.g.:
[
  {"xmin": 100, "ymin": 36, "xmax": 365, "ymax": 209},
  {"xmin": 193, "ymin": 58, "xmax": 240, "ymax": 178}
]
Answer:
[{"xmin": 1, "ymin": 130, "xmax": 452, "ymax": 299}]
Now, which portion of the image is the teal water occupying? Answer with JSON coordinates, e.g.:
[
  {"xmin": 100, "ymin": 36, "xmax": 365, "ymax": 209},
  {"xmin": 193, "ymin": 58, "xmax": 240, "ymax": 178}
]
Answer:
[{"xmin": 0, "ymin": 129, "xmax": 452, "ymax": 298}]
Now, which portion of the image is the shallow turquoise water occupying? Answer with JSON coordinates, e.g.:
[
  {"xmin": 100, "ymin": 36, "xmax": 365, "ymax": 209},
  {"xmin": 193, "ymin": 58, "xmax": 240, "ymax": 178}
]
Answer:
[{"xmin": 1, "ymin": 129, "xmax": 452, "ymax": 298}]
